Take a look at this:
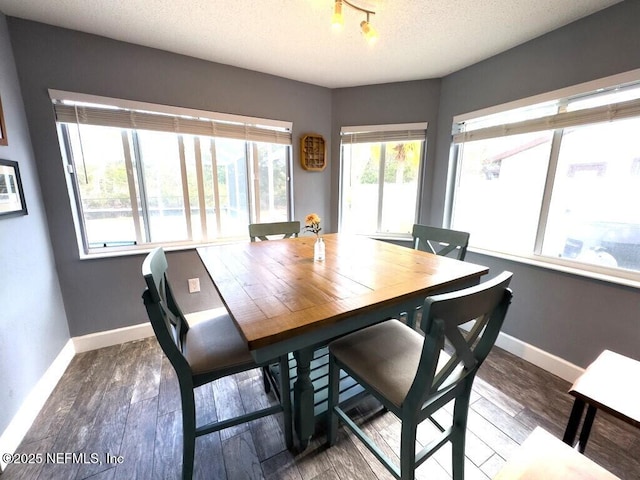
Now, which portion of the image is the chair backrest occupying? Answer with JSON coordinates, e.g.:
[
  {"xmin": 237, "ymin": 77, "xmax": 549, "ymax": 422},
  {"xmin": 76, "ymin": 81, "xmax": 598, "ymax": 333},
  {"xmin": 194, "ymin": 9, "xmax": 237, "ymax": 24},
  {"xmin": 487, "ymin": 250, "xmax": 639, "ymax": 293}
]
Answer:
[
  {"xmin": 407, "ymin": 271, "xmax": 513, "ymax": 409},
  {"xmin": 412, "ymin": 224, "xmax": 470, "ymax": 260},
  {"xmin": 249, "ymin": 221, "xmax": 300, "ymax": 241},
  {"xmin": 141, "ymin": 247, "xmax": 191, "ymax": 375}
]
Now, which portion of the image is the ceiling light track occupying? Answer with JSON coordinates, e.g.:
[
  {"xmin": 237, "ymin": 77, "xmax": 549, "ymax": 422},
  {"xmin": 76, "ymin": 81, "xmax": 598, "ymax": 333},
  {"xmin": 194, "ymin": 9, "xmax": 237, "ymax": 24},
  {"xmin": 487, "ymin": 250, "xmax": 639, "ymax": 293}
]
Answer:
[{"xmin": 332, "ymin": 0, "xmax": 379, "ymax": 44}]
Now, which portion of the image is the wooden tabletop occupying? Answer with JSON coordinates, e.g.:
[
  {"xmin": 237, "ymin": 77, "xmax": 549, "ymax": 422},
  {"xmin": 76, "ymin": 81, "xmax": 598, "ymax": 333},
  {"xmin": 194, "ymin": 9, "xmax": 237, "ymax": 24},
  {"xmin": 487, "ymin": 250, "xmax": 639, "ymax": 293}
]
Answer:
[
  {"xmin": 569, "ymin": 349, "xmax": 640, "ymax": 428},
  {"xmin": 493, "ymin": 427, "xmax": 620, "ymax": 479},
  {"xmin": 197, "ymin": 233, "xmax": 488, "ymax": 353}
]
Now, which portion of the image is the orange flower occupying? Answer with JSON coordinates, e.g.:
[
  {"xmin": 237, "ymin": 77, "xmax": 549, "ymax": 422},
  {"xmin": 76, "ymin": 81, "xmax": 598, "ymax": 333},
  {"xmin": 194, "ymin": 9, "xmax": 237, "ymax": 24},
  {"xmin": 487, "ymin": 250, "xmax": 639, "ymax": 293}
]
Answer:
[
  {"xmin": 305, "ymin": 213, "xmax": 320, "ymax": 225},
  {"xmin": 304, "ymin": 213, "xmax": 322, "ymax": 236}
]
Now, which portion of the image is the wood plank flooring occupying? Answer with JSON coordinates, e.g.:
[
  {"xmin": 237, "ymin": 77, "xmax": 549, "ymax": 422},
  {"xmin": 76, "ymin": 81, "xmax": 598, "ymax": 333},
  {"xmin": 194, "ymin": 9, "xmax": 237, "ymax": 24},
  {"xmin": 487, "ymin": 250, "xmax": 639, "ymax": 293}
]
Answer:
[{"xmin": 3, "ymin": 337, "xmax": 639, "ymax": 479}]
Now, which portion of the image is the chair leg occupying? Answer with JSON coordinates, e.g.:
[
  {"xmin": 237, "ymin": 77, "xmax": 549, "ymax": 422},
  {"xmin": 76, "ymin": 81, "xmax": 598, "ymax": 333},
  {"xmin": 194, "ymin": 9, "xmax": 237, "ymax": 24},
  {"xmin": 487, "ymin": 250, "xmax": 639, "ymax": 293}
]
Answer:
[
  {"xmin": 451, "ymin": 389, "xmax": 471, "ymax": 480},
  {"xmin": 181, "ymin": 389, "xmax": 197, "ymax": 480},
  {"xmin": 262, "ymin": 365, "xmax": 271, "ymax": 393},
  {"xmin": 327, "ymin": 354, "xmax": 340, "ymax": 446},
  {"xmin": 400, "ymin": 419, "xmax": 417, "ymax": 480},
  {"xmin": 406, "ymin": 308, "xmax": 417, "ymax": 329},
  {"xmin": 451, "ymin": 429, "xmax": 466, "ymax": 480},
  {"xmin": 404, "ymin": 306, "xmax": 423, "ymax": 331}
]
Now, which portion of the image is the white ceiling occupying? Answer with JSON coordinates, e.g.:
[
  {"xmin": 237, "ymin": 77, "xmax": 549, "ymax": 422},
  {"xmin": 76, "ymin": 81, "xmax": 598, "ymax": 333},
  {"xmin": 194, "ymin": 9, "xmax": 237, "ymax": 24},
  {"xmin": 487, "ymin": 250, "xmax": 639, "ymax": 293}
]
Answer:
[{"xmin": 0, "ymin": 0, "xmax": 622, "ymax": 88}]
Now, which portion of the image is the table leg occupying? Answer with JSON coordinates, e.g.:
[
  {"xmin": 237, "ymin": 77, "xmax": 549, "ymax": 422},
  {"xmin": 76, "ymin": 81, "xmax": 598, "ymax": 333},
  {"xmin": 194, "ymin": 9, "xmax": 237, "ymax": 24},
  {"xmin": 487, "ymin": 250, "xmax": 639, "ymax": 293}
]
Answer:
[
  {"xmin": 293, "ymin": 347, "xmax": 314, "ymax": 450},
  {"xmin": 577, "ymin": 405, "xmax": 597, "ymax": 453},
  {"xmin": 563, "ymin": 398, "xmax": 585, "ymax": 447}
]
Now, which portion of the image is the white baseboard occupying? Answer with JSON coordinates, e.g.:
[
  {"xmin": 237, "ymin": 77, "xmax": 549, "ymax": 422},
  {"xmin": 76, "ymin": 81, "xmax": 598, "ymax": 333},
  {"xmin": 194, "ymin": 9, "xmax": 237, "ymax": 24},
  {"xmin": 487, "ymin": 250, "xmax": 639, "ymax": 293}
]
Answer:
[
  {"xmin": 0, "ymin": 339, "xmax": 75, "ymax": 471},
  {"xmin": 72, "ymin": 322, "xmax": 154, "ymax": 353},
  {"xmin": 495, "ymin": 331, "xmax": 584, "ymax": 383},
  {"xmin": 72, "ymin": 308, "xmax": 226, "ymax": 353}
]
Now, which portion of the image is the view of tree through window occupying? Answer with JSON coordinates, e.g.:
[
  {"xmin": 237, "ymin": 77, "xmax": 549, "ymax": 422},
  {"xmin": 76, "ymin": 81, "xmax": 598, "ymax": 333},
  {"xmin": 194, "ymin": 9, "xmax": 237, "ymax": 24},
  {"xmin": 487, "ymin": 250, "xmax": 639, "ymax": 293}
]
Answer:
[{"xmin": 339, "ymin": 123, "xmax": 426, "ymax": 236}]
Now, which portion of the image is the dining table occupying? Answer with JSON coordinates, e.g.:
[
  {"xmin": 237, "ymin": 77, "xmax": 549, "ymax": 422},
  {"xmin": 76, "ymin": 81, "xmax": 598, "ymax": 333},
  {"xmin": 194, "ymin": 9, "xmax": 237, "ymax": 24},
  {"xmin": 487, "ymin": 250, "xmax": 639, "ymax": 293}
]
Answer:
[{"xmin": 197, "ymin": 232, "xmax": 489, "ymax": 448}]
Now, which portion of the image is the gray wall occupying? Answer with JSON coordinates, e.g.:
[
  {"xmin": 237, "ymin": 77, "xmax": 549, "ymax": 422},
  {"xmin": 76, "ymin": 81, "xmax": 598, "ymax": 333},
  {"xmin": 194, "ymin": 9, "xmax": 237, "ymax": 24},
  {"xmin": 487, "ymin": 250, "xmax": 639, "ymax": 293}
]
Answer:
[
  {"xmin": 0, "ymin": 14, "xmax": 70, "ymax": 436},
  {"xmin": 434, "ymin": 1, "xmax": 640, "ymax": 367},
  {"xmin": 7, "ymin": 18, "xmax": 333, "ymax": 336},
  {"xmin": 330, "ymin": 80, "xmax": 442, "ymax": 231},
  {"xmin": 3, "ymin": 0, "xmax": 640, "ymax": 374}
]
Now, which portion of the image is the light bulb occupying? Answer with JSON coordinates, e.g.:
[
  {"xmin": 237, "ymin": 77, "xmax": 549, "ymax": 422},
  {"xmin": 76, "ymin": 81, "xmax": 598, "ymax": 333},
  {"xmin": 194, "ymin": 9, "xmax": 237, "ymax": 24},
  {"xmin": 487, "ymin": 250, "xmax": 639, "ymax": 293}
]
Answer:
[
  {"xmin": 360, "ymin": 20, "xmax": 378, "ymax": 44},
  {"xmin": 332, "ymin": 1, "xmax": 344, "ymax": 29}
]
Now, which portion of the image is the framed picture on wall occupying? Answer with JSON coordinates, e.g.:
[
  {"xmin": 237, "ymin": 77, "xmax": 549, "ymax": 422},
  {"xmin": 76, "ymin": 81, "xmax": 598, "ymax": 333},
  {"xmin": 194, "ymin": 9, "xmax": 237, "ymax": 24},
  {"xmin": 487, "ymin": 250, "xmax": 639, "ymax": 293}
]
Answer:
[
  {"xmin": 0, "ymin": 95, "xmax": 7, "ymax": 146},
  {"xmin": 0, "ymin": 159, "xmax": 28, "ymax": 218}
]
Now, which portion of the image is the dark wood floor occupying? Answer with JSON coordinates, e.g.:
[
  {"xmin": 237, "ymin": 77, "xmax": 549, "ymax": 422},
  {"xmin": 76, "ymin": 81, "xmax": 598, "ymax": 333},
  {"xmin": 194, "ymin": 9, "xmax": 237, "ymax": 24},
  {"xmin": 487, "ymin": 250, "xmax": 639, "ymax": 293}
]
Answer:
[{"xmin": 4, "ymin": 337, "xmax": 639, "ymax": 480}]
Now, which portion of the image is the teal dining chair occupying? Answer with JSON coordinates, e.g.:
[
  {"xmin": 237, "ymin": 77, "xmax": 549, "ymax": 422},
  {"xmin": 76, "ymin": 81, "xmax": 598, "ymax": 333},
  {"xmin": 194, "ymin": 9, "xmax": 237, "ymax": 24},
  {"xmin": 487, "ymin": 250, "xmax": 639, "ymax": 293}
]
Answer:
[
  {"xmin": 327, "ymin": 271, "xmax": 513, "ymax": 480},
  {"xmin": 141, "ymin": 247, "xmax": 292, "ymax": 479},
  {"xmin": 249, "ymin": 221, "xmax": 301, "ymax": 241},
  {"xmin": 406, "ymin": 224, "xmax": 471, "ymax": 328},
  {"xmin": 412, "ymin": 224, "xmax": 470, "ymax": 260}
]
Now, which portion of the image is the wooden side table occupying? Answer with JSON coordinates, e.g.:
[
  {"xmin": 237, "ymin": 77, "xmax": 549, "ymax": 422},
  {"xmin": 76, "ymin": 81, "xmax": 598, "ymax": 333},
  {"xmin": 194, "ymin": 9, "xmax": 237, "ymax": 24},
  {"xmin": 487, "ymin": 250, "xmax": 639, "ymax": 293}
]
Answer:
[
  {"xmin": 494, "ymin": 427, "xmax": 620, "ymax": 479},
  {"xmin": 562, "ymin": 349, "xmax": 640, "ymax": 453}
]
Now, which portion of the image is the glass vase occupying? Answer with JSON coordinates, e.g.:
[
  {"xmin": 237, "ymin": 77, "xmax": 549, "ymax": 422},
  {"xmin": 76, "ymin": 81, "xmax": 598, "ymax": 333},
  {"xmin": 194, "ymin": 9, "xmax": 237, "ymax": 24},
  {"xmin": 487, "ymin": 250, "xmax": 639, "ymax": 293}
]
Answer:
[{"xmin": 314, "ymin": 236, "xmax": 325, "ymax": 261}]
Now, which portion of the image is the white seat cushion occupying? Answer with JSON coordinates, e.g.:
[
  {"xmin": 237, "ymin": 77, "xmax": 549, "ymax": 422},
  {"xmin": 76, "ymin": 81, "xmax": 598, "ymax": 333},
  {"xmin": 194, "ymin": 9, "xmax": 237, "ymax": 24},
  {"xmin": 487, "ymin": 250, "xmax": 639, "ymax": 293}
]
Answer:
[
  {"xmin": 184, "ymin": 313, "xmax": 255, "ymax": 376},
  {"xmin": 329, "ymin": 319, "xmax": 424, "ymax": 408}
]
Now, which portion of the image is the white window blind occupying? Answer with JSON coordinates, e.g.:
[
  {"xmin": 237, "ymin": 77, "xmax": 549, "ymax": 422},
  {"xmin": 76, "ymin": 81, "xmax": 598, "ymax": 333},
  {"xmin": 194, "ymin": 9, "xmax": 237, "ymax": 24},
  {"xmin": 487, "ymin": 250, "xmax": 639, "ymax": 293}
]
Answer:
[
  {"xmin": 341, "ymin": 122, "xmax": 427, "ymax": 144},
  {"xmin": 51, "ymin": 91, "xmax": 292, "ymax": 145},
  {"xmin": 453, "ymin": 97, "xmax": 640, "ymax": 143}
]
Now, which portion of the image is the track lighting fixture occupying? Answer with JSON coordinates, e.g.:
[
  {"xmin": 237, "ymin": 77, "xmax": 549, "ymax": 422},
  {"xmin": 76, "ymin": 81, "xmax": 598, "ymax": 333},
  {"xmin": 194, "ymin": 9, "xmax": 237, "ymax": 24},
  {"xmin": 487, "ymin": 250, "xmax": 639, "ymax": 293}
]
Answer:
[
  {"xmin": 332, "ymin": 0, "xmax": 344, "ymax": 28},
  {"xmin": 332, "ymin": 0, "xmax": 378, "ymax": 44}
]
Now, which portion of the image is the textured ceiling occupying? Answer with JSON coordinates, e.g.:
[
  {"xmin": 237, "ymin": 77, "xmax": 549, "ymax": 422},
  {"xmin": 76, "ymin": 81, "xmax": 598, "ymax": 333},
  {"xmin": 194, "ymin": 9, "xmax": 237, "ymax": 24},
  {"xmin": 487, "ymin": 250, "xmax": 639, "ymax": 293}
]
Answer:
[{"xmin": 0, "ymin": 0, "xmax": 622, "ymax": 88}]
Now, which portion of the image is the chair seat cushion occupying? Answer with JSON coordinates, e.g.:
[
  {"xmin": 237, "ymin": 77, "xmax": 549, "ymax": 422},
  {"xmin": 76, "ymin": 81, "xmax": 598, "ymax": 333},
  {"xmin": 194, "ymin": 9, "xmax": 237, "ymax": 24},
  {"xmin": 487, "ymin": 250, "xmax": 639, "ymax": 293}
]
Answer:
[
  {"xmin": 329, "ymin": 319, "xmax": 424, "ymax": 408},
  {"xmin": 185, "ymin": 313, "xmax": 256, "ymax": 377}
]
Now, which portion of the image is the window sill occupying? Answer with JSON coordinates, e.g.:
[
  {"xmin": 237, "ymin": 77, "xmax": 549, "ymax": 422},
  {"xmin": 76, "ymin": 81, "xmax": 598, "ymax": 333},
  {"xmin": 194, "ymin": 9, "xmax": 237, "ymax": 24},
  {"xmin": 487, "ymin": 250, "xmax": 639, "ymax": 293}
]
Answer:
[
  {"xmin": 359, "ymin": 233, "xmax": 413, "ymax": 243},
  {"xmin": 79, "ymin": 233, "xmax": 412, "ymax": 260},
  {"xmin": 468, "ymin": 246, "xmax": 640, "ymax": 290},
  {"xmin": 77, "ymin": 237, "xmax": 248, "ymax": 260}
]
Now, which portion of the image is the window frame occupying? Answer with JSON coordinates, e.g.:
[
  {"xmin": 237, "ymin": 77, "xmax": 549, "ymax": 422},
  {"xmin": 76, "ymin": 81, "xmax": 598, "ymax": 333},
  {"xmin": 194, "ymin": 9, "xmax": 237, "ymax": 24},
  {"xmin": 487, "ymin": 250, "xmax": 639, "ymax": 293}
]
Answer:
[
  {"xmin": 51, "ymin": 90, "xmax": 294, "ymax": 258},
  {"xmin": 338, "ymin": 122, "xmax": 428, "ymax": 239},
  {"xmin": 447, "ymin": 69, "xmax": 640, "ymax": 288}
]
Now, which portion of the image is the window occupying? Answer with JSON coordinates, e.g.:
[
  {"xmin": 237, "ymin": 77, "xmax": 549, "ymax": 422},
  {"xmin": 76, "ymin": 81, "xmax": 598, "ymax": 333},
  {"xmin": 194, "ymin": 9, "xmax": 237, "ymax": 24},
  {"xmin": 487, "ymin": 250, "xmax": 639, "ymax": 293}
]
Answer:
[
  {"xmin": 450, "ymin": 75, "xmax": 640, "ymax": 279},
  {"xmin": 339, "ymin": 123, "xmax": 427, "ymax": 237},
  {"xmin": 52, "ymin": 91, "xmax": 293, "ymax": 255}
]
